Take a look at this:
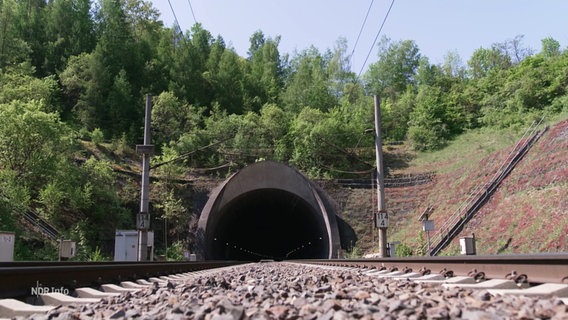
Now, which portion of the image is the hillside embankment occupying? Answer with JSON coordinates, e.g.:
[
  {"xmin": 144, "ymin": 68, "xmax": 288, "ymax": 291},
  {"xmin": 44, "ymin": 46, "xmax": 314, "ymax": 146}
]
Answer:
[{"xmin": 334, "ymin": 118, "xmax": 568, "ymax": 256}]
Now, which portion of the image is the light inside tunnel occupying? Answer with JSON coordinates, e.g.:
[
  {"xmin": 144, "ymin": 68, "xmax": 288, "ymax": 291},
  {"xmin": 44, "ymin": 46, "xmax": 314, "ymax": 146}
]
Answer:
[{"xmin": 208, "ymin": 188, "xmax": 329, "ymax": 260}]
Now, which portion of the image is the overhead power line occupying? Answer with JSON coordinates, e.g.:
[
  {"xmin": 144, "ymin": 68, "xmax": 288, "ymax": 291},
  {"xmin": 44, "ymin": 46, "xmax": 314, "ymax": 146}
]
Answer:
[
  {"xmin": 167, "ymin": 0, "xmax": 182, "ymax": 33},
  {"xmin": 187, "ymin": 0, "xmax": 197, "ymax": 24},
  {"xmin": 351, "ymin": 0, "xmax": 375, "ymax": 60},
  {"xmin": 167, "ymin": 0, "xmax": 197, "ymax": 34},
  {"xmin": 357, "ymin": 0, "xmax": 396, "ymax": 78}
]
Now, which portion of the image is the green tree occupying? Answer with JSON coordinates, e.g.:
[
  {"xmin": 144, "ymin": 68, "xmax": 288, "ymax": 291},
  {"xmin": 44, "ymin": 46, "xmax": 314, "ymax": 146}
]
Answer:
[
  {"xmin": 407, "ymin": 86, "xmax": 450, "ymax": 150},
  {"xmin": 0, "ymin": 0, "xmax": 31, "ymax": 67},
  {"xmin": 61, "ymin": 0, "xmax": 155, "ymax": 140},
  {"xmin": 212, "ymin": 49, "xmax": 245, "ymax": 114},
  {"xmin": 10, "ymin": 0, "xmax": 48, "ymax": 76},
  {"xmin": 59, "ymin": 53, "xmax": 95, "ymax": 126},
  {"xmin": 287, "ymin": 107, "xmax": 328, "ymax": 175},
  {"xmin": 43, "ymin": 0, "xmax": 96, "ymax": 74},
  {"xmin": 0, "ymin": 169, "xmax": 31, "ymax": 232},
  {"xmin": 244, "ymin": 31, "xmax": 283, "ymax": 112},
  {"xmin": 480, "ymin": 51, "xmax": 568, "ymax": 127},
  {"xmin": 0, "ymin": 63, "xmax": 60, "ymax": 110},
  {"xmin": 287, "ymin": 106, "xmax": 364, "ymax": 177},
  {"xmin": 87, "ymin": 0, "xmax": 137, "ymax": 136},
  {"xmin": 365, "ymin": 37, "xmax": 421, "ymax": 99},
  {"xmin": 442, "ymin": 50, "xmax": 466, "ymax": 79},
  {"xmin": 152, "ymin": 91, "xmax": 188, "ymax": 146},
  {"xmin": 468, "ymin": 46, "xmax": 512, "ymax": 79},
  {"xmin": 382, "ymin": 91, "xmax": 414, "ymax": 141},
  {"xmin": 0, "ymin": 100, "xmax": 72, "ymax": 184},
  {"xmin": 281, "ymin": 46, "xmax": 336, "ymax": 113},
  {"xmin": 325, "ymin": 38, "xmax": 356, "ymax": 98},
  {"xmin": 540, "ymin": 37, "xmax": 561, "ymax": 58},
  {"xmin": 169, "ymin": 24, "xmax": 214, "ymax": 107},
  {"xmin": 258, "ymin": 103, "xmax": 289, "ymax": 158},
  {"xmin": 152, "ymin": 146, "xmax": 189, "ymax": 239},
  {"xmin": 106, "ymin": 68, "xmax": 138, "ymax": 139},
  {"xmin": 74, "ymin": 156, "xmax": 130, "ymax": 249}
]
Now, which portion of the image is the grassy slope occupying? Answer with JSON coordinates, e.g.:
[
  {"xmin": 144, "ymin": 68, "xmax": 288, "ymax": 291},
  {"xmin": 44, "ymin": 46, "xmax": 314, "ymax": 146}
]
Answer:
[{"xmin": 341, "ymin": 114, "xmax": 568, "ymax": 256}]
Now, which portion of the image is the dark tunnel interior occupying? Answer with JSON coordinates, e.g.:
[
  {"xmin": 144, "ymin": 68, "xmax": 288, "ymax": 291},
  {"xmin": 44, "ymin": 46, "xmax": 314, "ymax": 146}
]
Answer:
[{"xmin": 209, "ymin": 189, "xmax": 329, "ymax": 260}]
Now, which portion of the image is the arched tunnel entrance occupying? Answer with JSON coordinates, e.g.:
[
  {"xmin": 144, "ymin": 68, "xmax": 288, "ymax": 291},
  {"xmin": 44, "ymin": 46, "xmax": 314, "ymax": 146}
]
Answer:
[
  {"xmin": 212, "ymin": 189, "xmax": 327, "ymax": 260},
  {"xmin": 196, "ymin": 161, "xmax": 343, "ymax": 260}
]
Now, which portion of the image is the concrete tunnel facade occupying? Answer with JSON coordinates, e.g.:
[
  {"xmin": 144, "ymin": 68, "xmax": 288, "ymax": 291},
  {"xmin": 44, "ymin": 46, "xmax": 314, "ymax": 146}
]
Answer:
[{"xmin": 196, "ymin": 161, "xmax": 342, "ymax": 260}]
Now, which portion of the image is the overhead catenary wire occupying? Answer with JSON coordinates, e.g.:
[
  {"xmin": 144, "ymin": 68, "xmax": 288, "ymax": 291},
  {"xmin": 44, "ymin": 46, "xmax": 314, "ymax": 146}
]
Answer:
[
  {"xmin": 167, "ymin": 0, "xmax": 197, "ymax": 33},
  {"xmin": 186, "ymin": 0, "xmax": 198, "ymax": 24},
  {"xmin": 357, "ymin": 0, "xmax": 396, "ymax": 79},
  {"xmin": 350, "ymin": 0, "xmax": 375, "ymax": 62},
  {"xmin": 166, "ymin": 0, "xmax": 183, "ymax": 33}
]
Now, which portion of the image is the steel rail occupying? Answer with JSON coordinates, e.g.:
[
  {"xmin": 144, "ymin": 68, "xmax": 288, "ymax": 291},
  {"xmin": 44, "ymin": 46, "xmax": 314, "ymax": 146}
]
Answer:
[
  {"xmin": 0, "ymin": 261, "xmax": 247, "ymax": 299},
  {"xmin": 295, "ymin": 254, "xmax": 568, "ymax": 285},
  {"xmin": 3, "ymin": 254, "xmax": 566, "ymax": 299}
]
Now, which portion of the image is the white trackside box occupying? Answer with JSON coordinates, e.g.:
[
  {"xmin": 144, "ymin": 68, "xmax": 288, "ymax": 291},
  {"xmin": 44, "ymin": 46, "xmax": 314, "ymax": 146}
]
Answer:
[{"xmin": 0, "ymin": 232, "xmax": 15, "ymax": 261}]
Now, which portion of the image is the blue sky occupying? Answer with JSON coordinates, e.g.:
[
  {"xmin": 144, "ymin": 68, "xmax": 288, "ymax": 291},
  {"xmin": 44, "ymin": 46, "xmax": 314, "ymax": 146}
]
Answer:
[{"xmin": 151, "ymin": 1, "xmax": 568, "ymax": 73}]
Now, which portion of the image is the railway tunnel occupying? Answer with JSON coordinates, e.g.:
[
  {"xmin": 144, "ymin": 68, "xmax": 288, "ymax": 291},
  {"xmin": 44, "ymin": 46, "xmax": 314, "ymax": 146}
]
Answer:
[{"xmin": 196, "ymin": 161, "xmax": 343, "ymax": 260}]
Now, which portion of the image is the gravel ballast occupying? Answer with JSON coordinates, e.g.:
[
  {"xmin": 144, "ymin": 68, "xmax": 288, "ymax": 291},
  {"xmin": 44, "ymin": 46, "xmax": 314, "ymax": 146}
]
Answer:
[{"xmin": 27, "ymin": 262, "xmax": 568, "ymax": 319}]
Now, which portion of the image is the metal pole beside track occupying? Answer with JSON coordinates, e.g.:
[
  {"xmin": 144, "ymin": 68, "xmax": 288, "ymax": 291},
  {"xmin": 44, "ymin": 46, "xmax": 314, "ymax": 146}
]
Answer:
[
  {"xmin": 374, "ymin": 95, "xmax": 388, "ymax": 258},
  {"xmin": 136, "ymin": 94, "xmax": 154, "ymax": 261}
]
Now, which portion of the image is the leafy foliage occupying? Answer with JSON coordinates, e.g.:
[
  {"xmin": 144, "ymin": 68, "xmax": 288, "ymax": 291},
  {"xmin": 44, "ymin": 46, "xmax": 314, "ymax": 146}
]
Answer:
[
  {"xmin": 395, "ymin": 243, "xmax": 414, "ymax": 257},
  {"xmin": 365, "ymin": 37, "xmax": 421, "ymax": 98},
  {"xmin": 166, "ymin": 240, "xmax": 186, "ymax": 261},
  {"xmin": 0, "ymin": 100, "xmax": 72, "ymax": 184}
]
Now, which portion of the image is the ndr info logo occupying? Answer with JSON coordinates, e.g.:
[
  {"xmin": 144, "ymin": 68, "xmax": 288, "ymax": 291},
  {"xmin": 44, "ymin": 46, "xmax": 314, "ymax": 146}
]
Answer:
[{"xmin": 31, "ymin": 281, "xmax": 70, "ymax": 296}]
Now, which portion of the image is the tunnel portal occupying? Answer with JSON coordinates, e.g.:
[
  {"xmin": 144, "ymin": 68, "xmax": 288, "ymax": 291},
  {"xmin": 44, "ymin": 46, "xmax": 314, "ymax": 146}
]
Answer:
[{"xmin": 196, "ymin": 161, "xmax": 341, "ymax": 260}]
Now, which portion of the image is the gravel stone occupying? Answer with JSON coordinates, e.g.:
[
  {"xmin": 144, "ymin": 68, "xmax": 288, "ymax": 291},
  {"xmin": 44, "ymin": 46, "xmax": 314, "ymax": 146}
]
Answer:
[{"xmin": 22, "ymin": 262, "xmax": 568, "ymax": 320}]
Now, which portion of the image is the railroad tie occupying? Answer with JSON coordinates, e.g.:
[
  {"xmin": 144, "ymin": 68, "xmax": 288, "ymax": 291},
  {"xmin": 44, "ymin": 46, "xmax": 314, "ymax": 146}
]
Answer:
[
  {"xmin": 149, "ymin": 277, "xmax": 168, "ymax": 283},
  {"xmin": 487, "ymin": 283, "xmax": 568, "ymax": 298},
  {"xmin": 40, "ymin": 292, "xmax": 100, "ymax": 306},
  {"xmin": 363, "ymin": 269, "xmax": 391, "ymax": 276},
  {"xmin": 409, "ymin": 274, "xmax": 446, "ymax": 282},
  {"xmin": 100, "ymin": 284, "xmax": 141, "ymax": 293},
  {"xmin": 386, "ymin": 272, "xmax": 425, "ymax": 280},
  {"xmin": 372, "ymin": 270, "xmax": 409, "ymax": 278},
  {"xmin": 442, "ymin": 279, "xmax": 525, "ymax": 290},
  {"xmin": 0, "ymin": 299, "xmax": 54, "ymax": 318},
  {"xmin": 120, "ymin": 281, "xmax": 153, "ymax": 289},
  {"xmin": 414, "ymin": 276, "xmax": 477, "ymax": 284},
  {"xmin": 164, "ymin": 274, "xmax": 185, "ymax": 280},
  {"xmin": 136, "ymin": 279, "xmax": 155, "ymax": 286},
  {"xmin": 75, "ymin": 287, "xmax": 121, "ymax": 299}
]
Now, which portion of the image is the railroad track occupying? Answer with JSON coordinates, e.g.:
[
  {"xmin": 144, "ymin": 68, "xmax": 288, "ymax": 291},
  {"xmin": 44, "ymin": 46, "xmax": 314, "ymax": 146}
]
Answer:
[
  {"xmin": 298, "ymin": 253, "xmax": 568, "ymax": 285},
  {"xmin": 0, "ymin": 255, "xmax": 567, "ymax": 318},
  {"xmin": 0, "ymin": 261, "xmax": 247, "ymax": 299}
]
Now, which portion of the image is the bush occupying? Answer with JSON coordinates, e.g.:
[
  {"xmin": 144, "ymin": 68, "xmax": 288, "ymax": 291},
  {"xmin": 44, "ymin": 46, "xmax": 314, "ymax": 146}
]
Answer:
[
  {"xmin": 166, "ymin": 240, "xmax": 186, "ymax": 261},
  {"xmin": 344, "ymin": 245, "xmax": 363, "ymax": 259},
  {"xmin": 88, "ymin": 246, "xmax": 109, "ymax": 261},
  {"xmin": 111, "ymin": 133, "xmax": 133, "ymax": 157},
  {"xmin": 395, "ymin": 243, "xmax": 414, "ymax": 257},
  {"xmin": 91, "ymin": 128, "xmax": 104, "ymax": 144}
]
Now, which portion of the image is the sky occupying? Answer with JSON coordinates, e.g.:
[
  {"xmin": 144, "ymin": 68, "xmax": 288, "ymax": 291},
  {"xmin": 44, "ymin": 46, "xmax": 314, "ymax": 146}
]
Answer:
[{"xmin": 151, "ymin": 1, "xmax": 568, "ymax": 74}]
